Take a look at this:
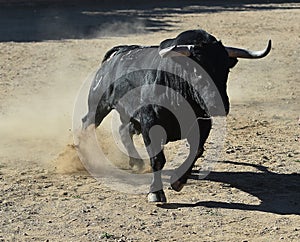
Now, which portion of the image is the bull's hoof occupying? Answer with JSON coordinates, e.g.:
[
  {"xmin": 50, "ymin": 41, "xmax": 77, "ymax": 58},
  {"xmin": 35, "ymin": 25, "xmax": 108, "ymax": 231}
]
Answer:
[
  {"xmin": 147, "ymin": 190, "xmax": 167, "ymax": 203},
  {"xmin": 171, "ymin": 180, "xmax": 185, "ymax": 192}
]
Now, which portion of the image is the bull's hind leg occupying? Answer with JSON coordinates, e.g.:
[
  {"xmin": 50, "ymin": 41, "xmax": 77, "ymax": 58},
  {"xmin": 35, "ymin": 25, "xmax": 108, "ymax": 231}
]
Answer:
[
  {"xmin": 140, "ymin": 107, "xmax": 167, "ymax": 202},
  {"xmin": 170, "ymin": 118, "xmax": 212, "ymax": 192},
  {"xmin": 119, "ymin": 122, "xmax": 144, "ymax": 171}
]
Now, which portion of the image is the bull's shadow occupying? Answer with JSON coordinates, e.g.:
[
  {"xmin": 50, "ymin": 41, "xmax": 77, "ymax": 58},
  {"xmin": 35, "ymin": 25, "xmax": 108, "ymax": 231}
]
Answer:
[{"xmin": 159, "ymin": 160, "xmax": 300, "ymax": 215}]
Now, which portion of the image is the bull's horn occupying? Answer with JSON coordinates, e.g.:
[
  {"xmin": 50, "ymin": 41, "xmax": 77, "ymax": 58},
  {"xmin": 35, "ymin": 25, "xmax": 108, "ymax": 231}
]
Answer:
[
  {"xmin": 159, "ymin": 45, "xmax": 193, "ymax": 58},
  {"xmin": 225, "ymin": 40, "xmax": 272, "ymax": 59}
]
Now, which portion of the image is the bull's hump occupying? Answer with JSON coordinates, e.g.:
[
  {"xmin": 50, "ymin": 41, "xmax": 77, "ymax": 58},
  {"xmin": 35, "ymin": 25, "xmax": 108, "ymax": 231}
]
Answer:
[{"xmin": 103, "ymin": 45, "xmax": 159, "ymax": 63}]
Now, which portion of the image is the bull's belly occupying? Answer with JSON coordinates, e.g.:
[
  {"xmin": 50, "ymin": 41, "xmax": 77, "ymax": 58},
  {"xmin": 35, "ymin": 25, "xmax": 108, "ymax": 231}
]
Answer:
[
  {"xmin": 118, "ymin": 104, "xmax": 207, "ymax": 143},
  {"xmin": 130, "ymin": 108, "xmax": 184, "ymax": 143}
]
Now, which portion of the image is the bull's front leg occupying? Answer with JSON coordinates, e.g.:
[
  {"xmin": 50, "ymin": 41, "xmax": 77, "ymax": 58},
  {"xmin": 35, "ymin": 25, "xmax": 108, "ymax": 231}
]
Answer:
[
  {"xmin": 170, "ymin": 118, "xmax": 212, "ymax": 192},
  {"xmin": 140, "ymin": 106, "xmax": 167, "ymax": 203},
  {"xmin": 147, "ymin": 151, "xmax": 167, "ymax": 202},
  {"xmin": 170, "ymin": 144, "xmax": 203, "ymax": 192}
]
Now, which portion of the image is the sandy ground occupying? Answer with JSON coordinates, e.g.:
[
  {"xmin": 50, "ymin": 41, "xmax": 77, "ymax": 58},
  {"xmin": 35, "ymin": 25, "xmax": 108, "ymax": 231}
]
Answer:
[{"xmin": 0, "ymin": 1, "xmax": 299, "ymax": 241}]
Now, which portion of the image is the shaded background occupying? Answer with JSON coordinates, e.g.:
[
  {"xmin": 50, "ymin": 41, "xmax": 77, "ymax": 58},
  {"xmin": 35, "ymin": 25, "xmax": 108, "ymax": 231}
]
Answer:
[{"xmin": 0, "ymin": 0, "xmax": 299, "ymax": 42}]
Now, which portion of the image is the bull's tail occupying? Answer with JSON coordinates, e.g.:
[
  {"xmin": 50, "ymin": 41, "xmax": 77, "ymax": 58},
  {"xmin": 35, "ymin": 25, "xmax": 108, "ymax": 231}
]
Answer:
[
  {"xmin": 81, "ymin": 114, "xmax": 91, "ymax": 130},
  {"xmin": 82, "ymin": 103, "xmax": 112, "ymax": 130}
]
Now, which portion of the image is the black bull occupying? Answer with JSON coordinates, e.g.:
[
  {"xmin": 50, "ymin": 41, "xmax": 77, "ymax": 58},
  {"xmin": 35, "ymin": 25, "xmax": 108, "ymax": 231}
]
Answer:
[{"xmin": 82, "ymin": 30, "xmax": 271, "ymax": 202}]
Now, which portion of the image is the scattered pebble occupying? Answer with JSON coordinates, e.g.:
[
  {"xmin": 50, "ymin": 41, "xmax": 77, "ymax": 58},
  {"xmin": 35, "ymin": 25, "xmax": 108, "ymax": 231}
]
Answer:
[
  {"xmin": 170, "ymin": 212, "xmax": 177, "ymax": 219},
  {"xmin": 262, "ymin": 155, "xmax": 269, "ymax": 160},
  {"xmin": 226, "ymin": 148, "xmax": 235, "ymax": 154}
]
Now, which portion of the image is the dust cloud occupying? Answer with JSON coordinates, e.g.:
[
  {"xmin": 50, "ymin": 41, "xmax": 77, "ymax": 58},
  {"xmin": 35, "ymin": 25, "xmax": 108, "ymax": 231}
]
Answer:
[
  {"xmin": 0, "ymin": 79, "xmax": 74, "ymax": 167},
  {"xmin": 0, "ymin": 44, "xmax": 86, "ymax": 172},
  {"xmin": 92, "ymin": 21, "xmax": 146, "ymax": 38}
]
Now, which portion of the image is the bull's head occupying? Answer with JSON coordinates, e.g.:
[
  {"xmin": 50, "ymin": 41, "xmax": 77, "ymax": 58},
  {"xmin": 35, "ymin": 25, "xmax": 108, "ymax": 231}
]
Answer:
[
  {"xmin": 158, "ymin": 30, "xmax": 271, "ymax": 115},
  {"xmin": 159, "ymin": 29, "xmax": 271, "ymax": 60},
  {"xmin": 159, "ymin": 39, "xmax": 271, "ymax": 59}
]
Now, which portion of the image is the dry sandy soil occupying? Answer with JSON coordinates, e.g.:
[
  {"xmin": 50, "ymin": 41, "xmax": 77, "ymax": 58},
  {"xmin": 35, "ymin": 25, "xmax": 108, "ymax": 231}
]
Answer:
[{"xmin": 0, "ymin": 1, "xmax": 299, "ymax": 241}]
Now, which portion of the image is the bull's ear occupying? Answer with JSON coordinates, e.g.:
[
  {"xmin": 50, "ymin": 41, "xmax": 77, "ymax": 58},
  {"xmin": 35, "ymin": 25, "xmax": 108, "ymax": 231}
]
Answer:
[
  {"xmin": 159, "ymin": 45, "xmax": 193, "ymax": 58},
  {"xmin": 228, "ymin": 57, "xmax": 238, "ymax": 69}
]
